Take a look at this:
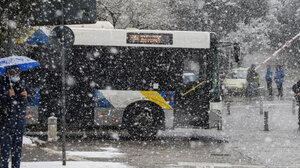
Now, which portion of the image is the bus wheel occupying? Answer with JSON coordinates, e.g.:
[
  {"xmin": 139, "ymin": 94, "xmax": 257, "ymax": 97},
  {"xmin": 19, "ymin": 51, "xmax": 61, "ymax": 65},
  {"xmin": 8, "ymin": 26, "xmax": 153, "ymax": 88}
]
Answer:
[{"xmin": 125, "ymin": 102, "xmax": 160, "ymax": 140}]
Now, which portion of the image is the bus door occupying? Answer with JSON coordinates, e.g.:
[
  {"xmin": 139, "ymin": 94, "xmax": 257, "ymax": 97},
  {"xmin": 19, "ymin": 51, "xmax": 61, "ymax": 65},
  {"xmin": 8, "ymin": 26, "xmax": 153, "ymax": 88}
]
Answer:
[{"xmin": 174, "ymin": 49, "xmax": 211, "ymax": 128}]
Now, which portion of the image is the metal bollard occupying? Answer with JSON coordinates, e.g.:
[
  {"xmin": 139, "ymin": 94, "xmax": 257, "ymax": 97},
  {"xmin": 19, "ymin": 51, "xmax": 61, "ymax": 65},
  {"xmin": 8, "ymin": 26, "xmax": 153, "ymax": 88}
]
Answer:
[
  {"xmin": 259, "ymin": 96, "xmax": 263, "ymax": 115},
  {"xmin": 292, "ymin": 98, "xmax": 296, "ymax": 115},
  {"xmin": 48, "ymin": 113, "xmax": 58, "ymax": 142},
  {"xmin": 217, "ymin": 119, "xmax": 223, "ymax": 131},
  {"xmin": 264, "ymin": 111, "xmax": 269, "ymax": 131},
  {"xmin": 226, "ymin": 102, "xmax": 231, "ymax": 115}
]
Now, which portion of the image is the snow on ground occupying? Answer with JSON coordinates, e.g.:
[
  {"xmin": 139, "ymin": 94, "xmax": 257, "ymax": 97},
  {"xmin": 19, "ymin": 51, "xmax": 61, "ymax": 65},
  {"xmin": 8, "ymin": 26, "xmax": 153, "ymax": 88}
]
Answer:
[
  {"xmin": 67, "ymin": 151, "xmax": 125, "ymax": 159},
  {"xmin": 23, "ymin": 136, "xmax": 36, "ymax": 147},
  {"xmin": 223, "ymin": 99, "xmax": 300, "ymax": 166},
  {"xmin": 67, "ymin": 147, "xmax": 125, "ymax": 159},
  {"xmin": 20, "ymin": 161, "xmax": 133, "ymax": 168},
  {"xmin": 158, "ymin": 128, "xmax": 228, "ymax": 140}
]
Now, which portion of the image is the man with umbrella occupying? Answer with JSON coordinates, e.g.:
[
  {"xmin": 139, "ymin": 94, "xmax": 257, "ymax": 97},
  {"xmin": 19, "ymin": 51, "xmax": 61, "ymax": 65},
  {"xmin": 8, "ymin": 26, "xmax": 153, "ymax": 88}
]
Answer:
[{"xmin": 0, "ymin": 56, "xmax": 39, "ymax": 168}]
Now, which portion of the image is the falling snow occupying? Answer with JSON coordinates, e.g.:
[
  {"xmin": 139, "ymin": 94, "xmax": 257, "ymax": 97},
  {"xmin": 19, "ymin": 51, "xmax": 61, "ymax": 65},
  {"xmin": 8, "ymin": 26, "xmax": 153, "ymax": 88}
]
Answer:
[{"xmin": 0, "ymin": 0, "xmax": 300, "ymax": 168}]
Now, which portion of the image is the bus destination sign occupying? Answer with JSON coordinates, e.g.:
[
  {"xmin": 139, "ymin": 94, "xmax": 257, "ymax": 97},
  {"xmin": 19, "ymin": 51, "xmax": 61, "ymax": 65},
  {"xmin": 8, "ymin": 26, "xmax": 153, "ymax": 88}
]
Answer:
[{"xmin": 127, "ymin": 33, "xmax": 173, "ymax": 45}]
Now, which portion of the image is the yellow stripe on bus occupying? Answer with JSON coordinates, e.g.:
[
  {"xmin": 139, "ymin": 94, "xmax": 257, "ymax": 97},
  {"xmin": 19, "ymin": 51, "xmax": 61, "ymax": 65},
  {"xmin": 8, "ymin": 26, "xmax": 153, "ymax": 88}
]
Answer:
[
  {"xmin": 182, "ymin": 80, "xmax": 206, "ymax": 96},
  {"xmin": 140, "ymin": 91, "xmax": 173, "ymax": 110}
]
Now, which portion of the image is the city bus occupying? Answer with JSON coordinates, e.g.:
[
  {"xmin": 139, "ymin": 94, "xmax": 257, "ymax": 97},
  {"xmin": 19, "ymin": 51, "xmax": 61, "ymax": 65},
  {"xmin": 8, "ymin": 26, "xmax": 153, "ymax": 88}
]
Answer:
[{"xmin": 22, "ymin": 22, "xmax": 223, "ymax": 138}]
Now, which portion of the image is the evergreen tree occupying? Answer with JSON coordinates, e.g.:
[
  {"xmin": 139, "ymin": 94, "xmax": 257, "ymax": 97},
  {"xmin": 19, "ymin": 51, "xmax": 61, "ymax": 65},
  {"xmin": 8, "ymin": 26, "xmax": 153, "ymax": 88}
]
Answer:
[
  {"xmin": 168, "ymin": 0, "xmax": 269, "ymax": 38},
  {"xmin": 276, "ymin": 0, "xmax": 300, "ymax": 66},
  {"xmin": 0, "ymin": 0, "xmax": 36, "ymax": 57},
  {"xmin": 97, "ymin": 0, "xmax": 171, "ymax": 29},
  {"xmin": 236, "ymin": 0, "xmax": 269, "ymax": 24}
]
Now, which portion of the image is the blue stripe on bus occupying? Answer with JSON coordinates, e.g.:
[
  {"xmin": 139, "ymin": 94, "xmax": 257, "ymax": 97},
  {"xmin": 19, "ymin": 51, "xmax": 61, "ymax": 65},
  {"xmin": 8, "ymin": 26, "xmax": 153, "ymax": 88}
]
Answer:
[
  {"xmin": 158, "ymin": 91, "xmax": 175, "ymax": 109},
  {"xmin": 94, "ymin": 90, "xmax": 114, "ymax": 108}
]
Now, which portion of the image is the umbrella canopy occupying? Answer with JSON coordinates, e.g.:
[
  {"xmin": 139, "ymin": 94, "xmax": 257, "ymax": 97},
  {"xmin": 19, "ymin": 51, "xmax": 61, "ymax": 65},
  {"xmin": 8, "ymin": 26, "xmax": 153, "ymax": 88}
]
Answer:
[{"xmin": 0, "ymin": 56, "xmax": 40, "ymax": 75}]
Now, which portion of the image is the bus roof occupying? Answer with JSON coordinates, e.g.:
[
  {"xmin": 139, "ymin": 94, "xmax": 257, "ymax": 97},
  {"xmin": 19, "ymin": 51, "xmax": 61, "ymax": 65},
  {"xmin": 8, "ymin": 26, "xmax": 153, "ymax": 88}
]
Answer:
[{"xmin": 68, "ymin": 26, "xmax": 212, "ymax": 49}]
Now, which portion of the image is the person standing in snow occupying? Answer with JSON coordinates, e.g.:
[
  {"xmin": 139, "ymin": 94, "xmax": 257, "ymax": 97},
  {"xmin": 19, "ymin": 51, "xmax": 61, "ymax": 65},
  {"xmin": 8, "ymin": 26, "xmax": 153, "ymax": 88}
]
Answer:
[
  {"xmin": 274, "ymin": 65, "xmax": 285, "ymax": 99},
  {"xmin": 0, "ymin": 66, "xmax": 31, "ymax": 168},
  {"xmin": 246, "ymin": 64, "xmax": 258, "ymax": 99},
  {"xmin": 292, "ymin": 80, "xmax": 300, "ymax": 128},
  {"xmin": 265, "ymin": 65, "xmax": 273, "ymax": 97}
]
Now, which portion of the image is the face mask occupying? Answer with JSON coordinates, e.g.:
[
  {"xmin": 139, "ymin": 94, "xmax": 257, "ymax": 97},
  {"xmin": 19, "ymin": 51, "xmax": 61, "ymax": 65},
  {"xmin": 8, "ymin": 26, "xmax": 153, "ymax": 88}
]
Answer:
[{"xmin": 11, "ymin": 77, "xmax": 20, "ymax": 82}]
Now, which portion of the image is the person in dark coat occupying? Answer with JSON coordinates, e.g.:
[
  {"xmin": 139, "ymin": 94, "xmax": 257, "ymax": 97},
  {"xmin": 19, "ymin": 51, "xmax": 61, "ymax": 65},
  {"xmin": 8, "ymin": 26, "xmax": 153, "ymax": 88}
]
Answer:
[
  {"xmin": 265, "ymin": 65, "xmax": 273, "ymax": 96},
  {"xmin": 292, "ymin": 80, "xmax": 300, "ymax": 102},
  {"xmin": 274, "ymin": 65, "xmax": 285, "ymax": 98},
  {"xmin": 292, "ymin": 80, "xmax": 300, "ymax": 127},
  {"xmin": 0, "ymin": 66, "xmax": 31, "ymax": 168},
  {"xmin": 246, "ymin": 64, "xmax": 258, "ymax": 98}
]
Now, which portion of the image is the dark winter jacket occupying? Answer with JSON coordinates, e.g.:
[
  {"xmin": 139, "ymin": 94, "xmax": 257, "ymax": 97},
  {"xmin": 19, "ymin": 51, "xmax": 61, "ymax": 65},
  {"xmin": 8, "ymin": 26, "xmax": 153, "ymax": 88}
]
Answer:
[
  {"xmin": 292, "ymin": 80, "xmax": 300, "ymax": 95},
  {"xmin": 274, "ymin": 69, "xmax": 285, "ymax": 84},
  {"xmin": 247, "ymin": 68, "xmax": 258, "ymax": 83},
  {"xmin": 265, "ymin": 68, "xmax": 272, "ymax": 81},
  {"xmin": 0, "ymin": 76, "xmax": 31, "ymax": 121}
]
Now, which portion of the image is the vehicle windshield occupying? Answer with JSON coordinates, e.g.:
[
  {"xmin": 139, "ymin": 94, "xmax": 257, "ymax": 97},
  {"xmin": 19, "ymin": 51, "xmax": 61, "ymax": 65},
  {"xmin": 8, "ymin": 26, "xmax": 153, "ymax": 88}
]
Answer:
[
  {"xmin": 226, "ymin": 70, "xmax": 247, "ymax": 79},
  {"xmin": 183, "ymin": 73, "xmax": 198, "ymax": 84}
]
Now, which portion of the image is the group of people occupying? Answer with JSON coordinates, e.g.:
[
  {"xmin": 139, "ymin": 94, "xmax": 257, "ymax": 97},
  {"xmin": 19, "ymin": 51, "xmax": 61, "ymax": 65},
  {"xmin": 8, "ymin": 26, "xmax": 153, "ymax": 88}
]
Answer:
[
  {"xmin": 265, "ymin": 65, "xmax": 285, "ymax": 98},
  {"xmin": 245, "ymin": 64, "xmax": 285, "ymax": 99},
  {"xmin": 264, "ymin": 65, "xmax": 300, "ymax": 127},
  {"xmin": 0, "ymin": 66, "xmax": 31, "ymax": 168}
]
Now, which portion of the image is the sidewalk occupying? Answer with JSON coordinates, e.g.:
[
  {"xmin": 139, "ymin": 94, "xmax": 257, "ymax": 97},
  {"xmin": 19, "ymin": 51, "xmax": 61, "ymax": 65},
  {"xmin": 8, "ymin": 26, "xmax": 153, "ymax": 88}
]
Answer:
[
  {"xmin": 223, "ymin": 99, "xmax": 300, "ymax": 166},
  {"xmin": 21, "ymin": 138, "xmax": 132, "ymax": 168},
  {"xmin": 22, "ymin": 145, "xmax": 61, "ymax": 162}
]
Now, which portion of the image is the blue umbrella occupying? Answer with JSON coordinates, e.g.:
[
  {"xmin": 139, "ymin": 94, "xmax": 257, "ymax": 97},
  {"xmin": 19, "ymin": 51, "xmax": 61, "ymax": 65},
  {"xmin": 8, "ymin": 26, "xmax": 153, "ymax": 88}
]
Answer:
[{"xmin": 0, "ymin": 56, "xmax": 40, "ymax": 76}]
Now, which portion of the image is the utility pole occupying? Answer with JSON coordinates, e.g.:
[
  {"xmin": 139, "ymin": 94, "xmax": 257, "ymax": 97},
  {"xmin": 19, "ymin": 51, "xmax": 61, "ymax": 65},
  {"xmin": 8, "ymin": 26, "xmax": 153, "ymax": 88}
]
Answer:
[
  {"xmin": 7, "ymin": 21, "xmax": 15, "ymax": 56},
  {"xmin": 60, "ymin": 0, "xmax": 67, "ymax": 166},
  {"xmin": 31, "ymin": 0, "xmax": 96, "ymax": 165}
]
